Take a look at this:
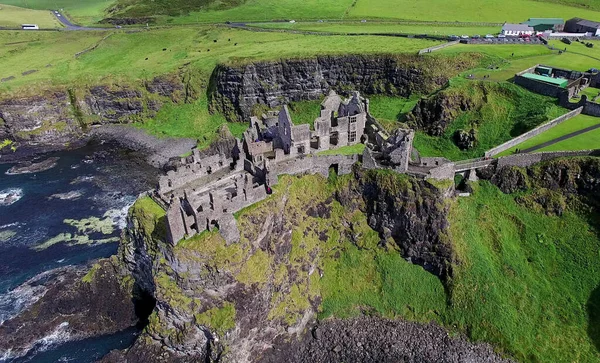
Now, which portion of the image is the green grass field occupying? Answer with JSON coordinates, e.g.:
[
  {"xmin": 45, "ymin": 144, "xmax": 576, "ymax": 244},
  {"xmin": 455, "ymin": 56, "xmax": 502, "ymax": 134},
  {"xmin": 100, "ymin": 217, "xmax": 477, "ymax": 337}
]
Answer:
[
  {"xmin": 368, "ymin": 95, "xmax": 419, "ymax": 131},
  {"xmin": 252, "ymin": 22, "xmax": 500, "ymax": 37},
  {"xmin": 537, "ymin": 126, "xmax": 600, "ymax": 151},
  {"xmin": 438, "ymin": 41, "xmax": 600, "ymax": 81},
  {"xmin": 349, "ymin": 0, "xmax": 600, "ymax": 23},
  {"xmin": 0, "ymin": 27, "xmax": 442, "ymax": 91},
  {"xmin": 0, "ymin": 4, "xmax": 61, "ymax": 28},
  {"xmin": 3, "ymin": 0, "xmax": 600, "ymax": 26},
  {"xmin": 498, "ymin": 114, "xmax": 600, "ymax": 155},
  {"xmin": 0, "ymin": 0, "xmax": 114, "ymax": 25}
]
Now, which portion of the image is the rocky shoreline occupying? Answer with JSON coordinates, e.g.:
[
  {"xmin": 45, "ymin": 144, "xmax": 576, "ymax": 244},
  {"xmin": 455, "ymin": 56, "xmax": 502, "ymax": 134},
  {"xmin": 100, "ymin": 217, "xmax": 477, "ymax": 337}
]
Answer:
[{"xmin": 5, "ymin": 157, "xmax": 60, "ymax": 175}]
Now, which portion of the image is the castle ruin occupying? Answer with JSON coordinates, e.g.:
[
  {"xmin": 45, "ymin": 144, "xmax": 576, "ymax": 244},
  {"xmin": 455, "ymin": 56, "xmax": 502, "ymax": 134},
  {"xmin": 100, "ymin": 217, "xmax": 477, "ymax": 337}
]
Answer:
[{"xmin": 154, "ymin": 91, "xmax": 433, "ymax": 246}]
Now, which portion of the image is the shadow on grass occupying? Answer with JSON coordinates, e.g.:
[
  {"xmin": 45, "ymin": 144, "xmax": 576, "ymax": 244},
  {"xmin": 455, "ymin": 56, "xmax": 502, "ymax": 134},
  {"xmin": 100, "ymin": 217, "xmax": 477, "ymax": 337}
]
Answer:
[{"xmin": 587, "ymin": 283, "xmax": 600, "ymax": 352}]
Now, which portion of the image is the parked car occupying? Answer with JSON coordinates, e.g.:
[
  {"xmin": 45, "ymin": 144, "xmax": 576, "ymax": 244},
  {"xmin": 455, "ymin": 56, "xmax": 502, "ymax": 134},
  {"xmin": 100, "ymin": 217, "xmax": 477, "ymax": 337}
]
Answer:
[
  {"xmin": 460, "ymin": 35, "xmax": 469, "ymax": 39},
  {"xmin": 497, "ymin": 34, "xmax": 506, "ymax": 38},
  {"xmin": 485, "ymin": 34, "xmax": 494, "ymax": 39},
  {"xmin": 472, "ymin": 35, "xmax": 481, "ymax": 39},
  {"xmin": 449, "ymin": 35, "xmax": 459, "ymax": 40},
  {"xmin": 289, "ymin": 20, "xmax": 296, "ymax": 23}
]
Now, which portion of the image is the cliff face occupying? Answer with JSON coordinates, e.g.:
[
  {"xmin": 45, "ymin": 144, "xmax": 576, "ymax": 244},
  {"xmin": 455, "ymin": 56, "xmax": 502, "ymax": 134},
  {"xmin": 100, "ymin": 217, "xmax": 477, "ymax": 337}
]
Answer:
[
  {"xmin": 103, "ymin": 168, "xmax": 461, "ymax": 362},
  {"xmin": 479, "ymin": 157, "xmax": 600, "ymax": 213},
  {"xmin": 336, "ymin": 168, "xmax": 454, "ymax": 278},
  {"xmin": 208, "ymin": 54, "xmax": 481, "ymax": 121},
  {"xmin": 0, "ymin": 74, "xmax": 189, "ymax": 159}
]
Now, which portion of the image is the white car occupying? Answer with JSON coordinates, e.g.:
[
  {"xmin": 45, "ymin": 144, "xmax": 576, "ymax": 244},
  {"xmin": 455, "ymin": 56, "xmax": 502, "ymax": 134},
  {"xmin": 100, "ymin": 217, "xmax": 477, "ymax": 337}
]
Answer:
[
  {"xmin": 289, "ymin": 20, "xmax": 296, "ymax": 23},
  {"xmin": 498, "ymin": 34, "xmax": 506, "ymax": 38},
  {"xmin": 485, "ymin": 34, "xmax": 494, "ymax": 39},
  {"xmin": 460, "ymin": 35, "xmax": 469, "ymax": 39}
]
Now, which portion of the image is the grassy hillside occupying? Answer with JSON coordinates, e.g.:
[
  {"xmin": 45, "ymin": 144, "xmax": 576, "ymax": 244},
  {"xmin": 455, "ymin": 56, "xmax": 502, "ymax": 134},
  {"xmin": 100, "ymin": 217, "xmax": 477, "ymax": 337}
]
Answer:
[
  {"xmin": 165, "ymin": 166, "xmax": 600, "ymax": 362},
  {"xmin": 0, "ymin": 0, "xmax": 114, "ymax": 25},
  {"xmin": 412, "ymin": 80, "xmax": 567, "ymax": 160},
  {"xmin": 349, "ymin": 0, "xmax": 600, "ymax": 23},
  {"xmin": 0, "ymin": 4, "xmax": 61, "ymax": 28},
  {"xmin": 3, "ymin": 0, "xmax": 600, "ymax": 25},
  {"xmin": 445, "ymin": 180, "xmax": 600, "ymax": 361}
]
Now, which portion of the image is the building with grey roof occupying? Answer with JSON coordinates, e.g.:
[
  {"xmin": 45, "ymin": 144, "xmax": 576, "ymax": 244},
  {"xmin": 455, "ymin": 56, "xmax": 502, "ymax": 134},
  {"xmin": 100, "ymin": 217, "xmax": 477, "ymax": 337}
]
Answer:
[
  {"xmin": 502, "ymin": 23, "xmax": 535, "ymax": 36},
  {"xmin": 565, "ymin": 18, "xmax": 600, "ymax": 36}
]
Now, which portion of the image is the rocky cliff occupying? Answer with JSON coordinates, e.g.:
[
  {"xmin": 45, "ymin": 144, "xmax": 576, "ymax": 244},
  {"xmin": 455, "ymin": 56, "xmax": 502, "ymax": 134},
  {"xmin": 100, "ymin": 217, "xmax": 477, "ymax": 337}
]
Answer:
[
  {"xmin": 0, "ymin": 73, "xmax": 193, "ymax": 160},
  {"xmin": 0, "ymin": 259, "xmax": 141, "ymax": 361},
  {"xmin": 94, "ymin": 167, "xmax": 512, "ymax": 363},
  {"xmin": 479, "ymin": 156, "xmax": 600, "ymax": 213},
  {"xmin": 208, "ymin": 54, "xmax": 482, "ymax": 122}
]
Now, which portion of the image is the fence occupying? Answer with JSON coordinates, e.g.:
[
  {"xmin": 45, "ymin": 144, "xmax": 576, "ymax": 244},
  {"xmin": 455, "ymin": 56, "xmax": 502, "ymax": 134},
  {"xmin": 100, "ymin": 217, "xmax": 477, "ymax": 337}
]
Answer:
[{"xmin": 418, "ymin": 41, "xmax": 459, "ymax": 55}]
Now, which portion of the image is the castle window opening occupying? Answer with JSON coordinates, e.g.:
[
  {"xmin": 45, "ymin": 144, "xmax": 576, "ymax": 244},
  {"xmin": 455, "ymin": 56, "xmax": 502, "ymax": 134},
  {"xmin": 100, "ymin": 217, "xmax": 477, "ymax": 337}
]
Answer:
[
  {"xmin": 349, "ymin": 116, "xmax": 357, "ymax": 124},
  {"xmin": 349, "ymin": 131, "xmax": 357, "ymax": 143},
  {"xmin": 297, "ymin": 145, "xmax": 305, "ymax": 154}
]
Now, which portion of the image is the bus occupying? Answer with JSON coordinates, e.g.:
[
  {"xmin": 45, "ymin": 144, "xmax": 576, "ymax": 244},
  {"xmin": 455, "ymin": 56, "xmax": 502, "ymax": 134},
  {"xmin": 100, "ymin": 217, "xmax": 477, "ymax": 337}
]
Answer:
[{"xmin": 21, "ymin": 24, "xmax": 39, "ymax": 30}]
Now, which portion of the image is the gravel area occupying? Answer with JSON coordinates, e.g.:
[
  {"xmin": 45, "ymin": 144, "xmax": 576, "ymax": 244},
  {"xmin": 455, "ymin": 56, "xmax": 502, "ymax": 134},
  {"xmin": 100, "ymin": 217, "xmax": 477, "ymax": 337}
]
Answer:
[{"xmin": 90, "ymin": 125, "xmax": 197, "ymax": 167}]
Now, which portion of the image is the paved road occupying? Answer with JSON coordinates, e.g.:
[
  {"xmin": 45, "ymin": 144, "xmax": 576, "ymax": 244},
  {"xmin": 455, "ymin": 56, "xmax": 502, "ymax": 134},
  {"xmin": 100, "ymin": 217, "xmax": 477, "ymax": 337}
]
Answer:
[
  {"xmin": 521, "ymin": 122, "xmax": 600, "ymax": 153},
  {"xmin": 51, "ymin": 10, "xmax": 110, "ymax": 30}
]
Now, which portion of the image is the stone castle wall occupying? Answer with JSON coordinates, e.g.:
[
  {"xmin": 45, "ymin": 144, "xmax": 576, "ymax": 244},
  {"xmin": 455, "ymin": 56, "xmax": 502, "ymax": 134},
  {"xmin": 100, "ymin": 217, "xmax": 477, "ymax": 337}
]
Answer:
[{"xmin": 497, "ymin": 149, "xmax": 600, "ymax": 168}]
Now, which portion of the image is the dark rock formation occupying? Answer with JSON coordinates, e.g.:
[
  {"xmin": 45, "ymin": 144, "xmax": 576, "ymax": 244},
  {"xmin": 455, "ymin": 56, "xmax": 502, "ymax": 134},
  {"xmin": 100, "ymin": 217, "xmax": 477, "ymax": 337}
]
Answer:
[
  {"xmin": 336, "ymin": 167, "xmax": 454, "ymax": 278},
  {"xmin": 0, "ymin": 260, "xmax": 139, "ymax": 361},
  {"xmin": 209, "ymin": 54, "xmax": 480, "ymax": 121},
  {"xmin": 407, "ymin": 90, "xmax": 475, "ymax": 136},
  {"xmin": 454, "ymin": 128, "xmax": 477, "ymax": 150},
  {"xmin": 260, "ymin": 317, "xmax": 511, "ymax": 363},
  {"xmin": 480, "ymin": 157, "xmax": 600, "ymax": 210},
  {"xmin": 0, "ymin": 74, "xmax": 186, "ymax": 160},
  {"xmin": 5, "ymin": 156, "xmax": 59, "ymax": 174}
]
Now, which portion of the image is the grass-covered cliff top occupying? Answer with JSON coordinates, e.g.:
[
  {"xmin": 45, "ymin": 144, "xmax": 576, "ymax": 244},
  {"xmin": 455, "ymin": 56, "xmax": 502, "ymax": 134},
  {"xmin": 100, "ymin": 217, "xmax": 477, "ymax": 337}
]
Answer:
[
  {"xmin": 5, "ymin": 0, "xmax": 600, "ymax": 27},
  {"xmin": 132, "ymin": 161, "xmax": 600, "ymax": 361}
]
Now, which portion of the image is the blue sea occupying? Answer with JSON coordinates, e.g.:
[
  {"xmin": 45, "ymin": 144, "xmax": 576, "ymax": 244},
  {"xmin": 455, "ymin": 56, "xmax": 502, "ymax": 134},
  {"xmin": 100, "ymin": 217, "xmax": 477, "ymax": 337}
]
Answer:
[{"xmin": 0, "ymin": 143, "xmax": 158, "ymax": 362}]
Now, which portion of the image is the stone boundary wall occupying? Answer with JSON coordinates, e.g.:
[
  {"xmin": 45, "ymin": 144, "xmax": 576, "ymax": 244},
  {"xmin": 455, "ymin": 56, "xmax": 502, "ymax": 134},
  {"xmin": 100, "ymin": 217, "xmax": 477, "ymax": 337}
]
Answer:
[
  {"xmin": 426, "ymin": 162, "xmax": 456, "ymax": 180},
  {"xmin": 267, "ymin": 154, "xmax": 358, "ymax": 184},
  {"xmin": 583, "ymin": 99, "xmax": 600, "ymax": 117},
  {"xmin": 497, "ymin": 149, "xmax": 600, "ymax": 168},
  {"xmin": 418, "ymin": 41, "xmax": 459, "ymax": 55},
  {"xmin": 485, "ymin": 107, "xmax": 583, "ymax": 157},
  {"xmin": 75, "ymin": 33, "xmax": 114, "ymax": 58},
  {"xmin": 514, "ymin": 74, "xmax": 566, "ymax": 97}
]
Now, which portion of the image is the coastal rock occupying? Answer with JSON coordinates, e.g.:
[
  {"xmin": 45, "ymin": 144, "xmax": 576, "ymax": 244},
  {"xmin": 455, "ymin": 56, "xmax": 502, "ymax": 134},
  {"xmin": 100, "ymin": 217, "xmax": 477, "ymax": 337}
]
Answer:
[
  {"xmin": 260, "ymin": 317, "xmax": 511, "ymax": 363},
  {"xmin": 6, "ymin": 157, "xmax": 59, "ymax": 175},
  {"xmin": 0, "ymin": 259, "xmax": 139, "ymax": 361},
  {"xmin": 0, "ymin": 74, "xmax": 188, "ymax": 161},
  {"xmin": 102, "ymin": 168, "xmax": 463, "ymax": 362},
  {"xmin": 209, "ymin": 54, "xmax": 480, "ymax": 121}
]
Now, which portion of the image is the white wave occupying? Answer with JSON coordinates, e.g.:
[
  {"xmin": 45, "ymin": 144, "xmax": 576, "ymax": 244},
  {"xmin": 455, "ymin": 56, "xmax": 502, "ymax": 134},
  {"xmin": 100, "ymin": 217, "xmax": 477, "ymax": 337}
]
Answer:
[
  {"xmin": 0, "ymin": 222, "xmax": 19, "ymax": 230},
  {"xmin": 1, "ymin": 322, "xmax": 72, "ymax": 361},
  {"xmin": 70, "ymin": 175, "xmax": 94, "ymax": 185},
  {"xmin": 0, "ymin": 188, "xmax": 23, "ymax": 206},
  {"xmin": 103, "ymin": 200, "xmax": 135, "ymax": 230},
  {"xmin": 0, "ymin": 268, "xmax": 72, "ymax": 324}
]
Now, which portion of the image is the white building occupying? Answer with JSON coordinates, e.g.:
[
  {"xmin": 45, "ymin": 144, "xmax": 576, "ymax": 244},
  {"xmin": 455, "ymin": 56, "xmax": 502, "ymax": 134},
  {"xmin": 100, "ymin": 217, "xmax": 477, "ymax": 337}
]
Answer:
[{"xmin": 501, "ymin": 23, "xmax": 534, "ymax": 36}]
